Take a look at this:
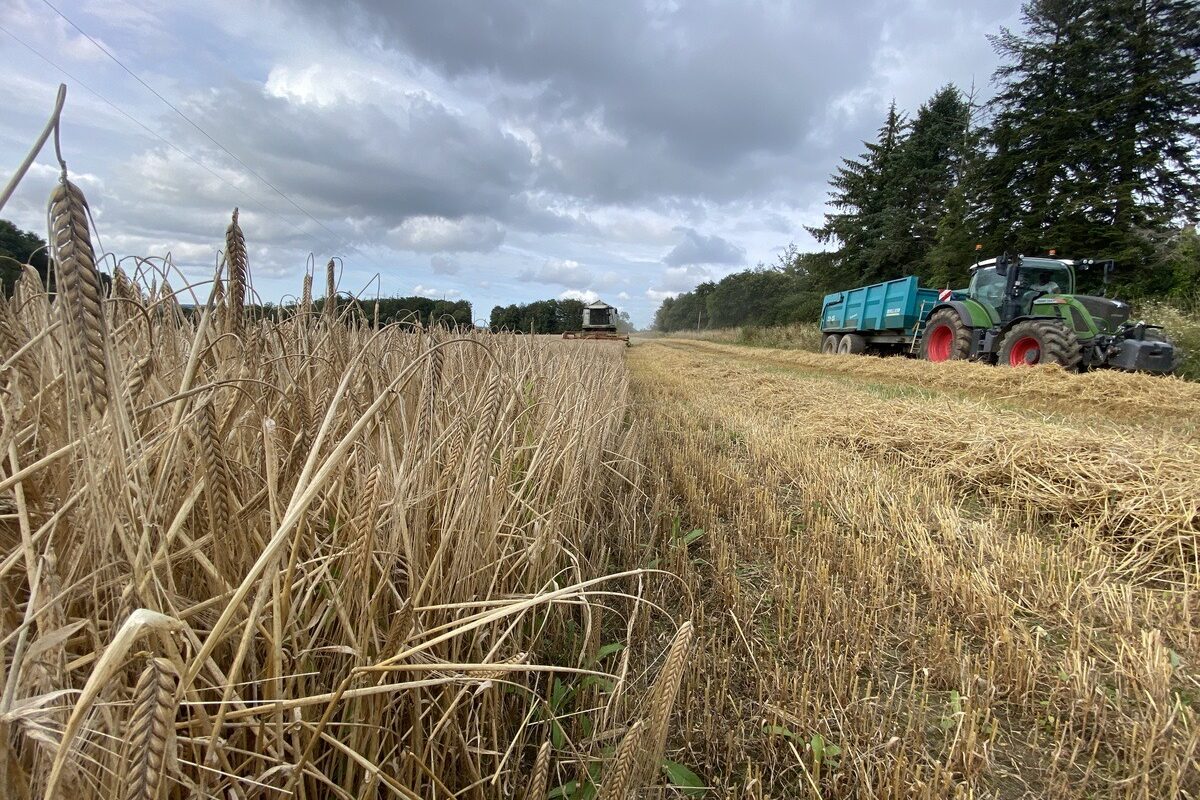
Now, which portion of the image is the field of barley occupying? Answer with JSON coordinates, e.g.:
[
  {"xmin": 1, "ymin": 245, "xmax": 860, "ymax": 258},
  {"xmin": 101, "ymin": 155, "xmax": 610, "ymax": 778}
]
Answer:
[
  {"xmin": 2, "ymin": 192, "xmax": 1198, "ymax": 799},
  {"xmin": 0, "ymin": 201, "xmax": 690, "ymax": 800}
]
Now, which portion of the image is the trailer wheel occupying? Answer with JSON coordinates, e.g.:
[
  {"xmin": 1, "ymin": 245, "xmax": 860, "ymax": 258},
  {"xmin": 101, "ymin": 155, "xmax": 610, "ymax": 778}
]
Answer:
[
  {"xmin": 821, "ymin": 334, "xmax": 842, "ymax": 355},
  {"xmin": 998, "ymin": 321, "xmax": 1083, "ymax": 371},
  {"xmin": 921, "ymin": 309, "xmax": 971, "ymax": 362},
  {"xmin": 837, "ymin": 333, "xmax": 867, "ymax": 355}
]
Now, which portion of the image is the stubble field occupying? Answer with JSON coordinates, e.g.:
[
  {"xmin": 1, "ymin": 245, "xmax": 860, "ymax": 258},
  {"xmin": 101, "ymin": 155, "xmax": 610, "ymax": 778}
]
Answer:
[{"xmin": 632, "ymin": 337, "xmax": 1200, "ymax": 798}]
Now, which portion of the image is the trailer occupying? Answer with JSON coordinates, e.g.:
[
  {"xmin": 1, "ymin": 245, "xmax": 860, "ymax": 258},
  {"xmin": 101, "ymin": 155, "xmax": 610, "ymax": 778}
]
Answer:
[
  {"xmin": 819, "ymin": 256, "xmax": 1178, "ymax": 373},
  {"xmin": 819, "ymin": 276, "xmax": 941, "ymax": 354}
]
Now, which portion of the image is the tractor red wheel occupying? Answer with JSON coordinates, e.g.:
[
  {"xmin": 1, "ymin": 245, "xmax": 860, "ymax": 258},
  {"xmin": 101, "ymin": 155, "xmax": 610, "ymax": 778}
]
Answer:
[
  {"xmin": 998, "ymin": 321, "xmax": 1083, "ymax": 371},
  {"xmin": 921, "ymin": 309, "xmax": 971, "ymax": 363},
  {"xmin": 1007, "ymin": 336, "xmax": 1041, "ymax": 365}
]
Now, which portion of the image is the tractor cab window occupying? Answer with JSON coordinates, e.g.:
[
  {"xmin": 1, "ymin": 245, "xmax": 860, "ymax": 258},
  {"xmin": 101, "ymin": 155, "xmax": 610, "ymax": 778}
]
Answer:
[
  {"xmin": 969, "ymin": 267, "xmax": 1006, "ymax": 308},
  {"xmin": 1020, "ymin": 265, "xmax": 1071, "ymax": 296}
]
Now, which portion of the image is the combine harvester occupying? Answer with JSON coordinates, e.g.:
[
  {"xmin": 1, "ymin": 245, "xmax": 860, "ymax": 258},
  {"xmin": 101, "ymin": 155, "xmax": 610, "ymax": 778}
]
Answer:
[
  {"xmin": 819, "ymin": 254, "xmax": 1178, "ymax": 373},
  {"xmin": 562, "ymin": 300, "xmax": 630, "ymax": 343}
]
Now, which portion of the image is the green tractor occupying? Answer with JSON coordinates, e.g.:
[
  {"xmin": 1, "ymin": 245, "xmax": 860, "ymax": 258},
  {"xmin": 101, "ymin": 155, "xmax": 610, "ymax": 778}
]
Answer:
[{"xmin": 921, "ymin": 254, "xmax": 1178, "ymax": 373}]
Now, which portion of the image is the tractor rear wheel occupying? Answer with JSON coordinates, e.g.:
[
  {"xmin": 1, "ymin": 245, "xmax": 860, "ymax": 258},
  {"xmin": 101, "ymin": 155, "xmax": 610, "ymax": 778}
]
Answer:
[
  {"xmin": 998, "ymin": 321, "xmax": 1083, "ymax": 371},
  {"xmin": 921, "ymin": 309, "xmax": 971, "ymax": 363},
  {"xmin": 821, "ymin": 334, "xmax": 842, "ymax": 355},
  {"xmin": 838, "ymin": 333, "xmax": 867, "ymax": 355}
]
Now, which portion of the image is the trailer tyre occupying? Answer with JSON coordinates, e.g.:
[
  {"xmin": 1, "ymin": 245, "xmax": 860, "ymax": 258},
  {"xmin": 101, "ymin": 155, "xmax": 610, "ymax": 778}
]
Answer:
[
  {"xmin": 921, "ymin": 309, "xmax": 972, "ymax": 363},
  {"xmin": 998, "ymin": 321, "xmax": 1083, "ymax": 371},
  {"xmin": 821, "ymin": 334, "xmax": 842, "ymax": 355},
  {"xmin": 837, "ymin": 333, "xmax": 867, "ymax": 355}
]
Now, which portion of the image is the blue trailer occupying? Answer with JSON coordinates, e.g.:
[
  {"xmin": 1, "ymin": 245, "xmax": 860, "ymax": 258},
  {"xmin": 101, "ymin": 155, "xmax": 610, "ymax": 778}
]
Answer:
[{"xmin": 820, "ymin": 276, "xmax": 941, "ymax": 355}]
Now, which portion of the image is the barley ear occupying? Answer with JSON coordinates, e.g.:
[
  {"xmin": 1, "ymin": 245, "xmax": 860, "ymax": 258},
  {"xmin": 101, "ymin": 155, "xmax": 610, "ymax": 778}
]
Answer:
[
  {"xmin": 124, "ymin": 657, "xmax": 178, "ymax": 800},
  {"xmin": 640, "ymin": 621, "xmax": 694, "ymax": 775},
  {"xmin": 523, "ymin": 739, "xmax": 552, "ymax": 800},
  {"xmin": 224, "ymin": 207, "xmax": 247, "ymax": 332},
  {"xmin": 301, "ymin": 272, "xmax": 313, "ymax": 313},
  {"xmin": 324, "ymin": 258, "xmax": 336, "ymax": 320},
  {"xmin": 48, "ymin": 175, "xmax": 109, "ymax": 413},
  {"xmin": 598, "ymin": 720, "xmax": 644, "ymax": 800}
]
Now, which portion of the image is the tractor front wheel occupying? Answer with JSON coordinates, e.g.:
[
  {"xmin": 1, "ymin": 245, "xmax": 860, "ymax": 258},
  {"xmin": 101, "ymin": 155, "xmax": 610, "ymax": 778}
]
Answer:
[
  {"xmin": 821, "ymin": 334, "xmax": 842, "ymax": 355},
  {"xmin": 998, "ymin": 321, "xmax": 1083, "ymax": 371},
  {"xmin": 921, "ymin": 309, "xmax": 971, "ymax": 363}
]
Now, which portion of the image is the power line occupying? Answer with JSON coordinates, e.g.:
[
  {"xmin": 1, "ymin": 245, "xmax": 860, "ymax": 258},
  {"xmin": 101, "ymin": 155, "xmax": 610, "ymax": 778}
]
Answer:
[
  {"xmin": 38, "ymin": 0, "xmax": 383, "ymax": 270},
  {"xmin": 0, "ymin": 21, "xmax": 329, "ymax": 254}
]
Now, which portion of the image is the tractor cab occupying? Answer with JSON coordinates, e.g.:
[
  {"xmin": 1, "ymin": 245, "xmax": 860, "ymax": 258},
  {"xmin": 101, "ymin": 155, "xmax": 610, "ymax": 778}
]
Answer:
[{"xmin": 968, "ymin": 257, "xmax": 1075, "ymax": 316}]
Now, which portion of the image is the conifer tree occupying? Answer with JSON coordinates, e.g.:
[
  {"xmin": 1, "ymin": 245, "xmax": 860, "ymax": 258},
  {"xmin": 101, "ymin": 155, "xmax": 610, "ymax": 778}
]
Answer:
[{"xmin": 807, "ymin": 102, "xmax": 907, "ymax": 284}]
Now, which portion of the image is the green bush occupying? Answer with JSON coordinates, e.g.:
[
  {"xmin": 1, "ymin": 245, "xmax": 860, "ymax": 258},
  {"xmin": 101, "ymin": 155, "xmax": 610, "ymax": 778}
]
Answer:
[{"xmin": 1138, "ymin": 297, "xmax": 1200, "ymax": 381}]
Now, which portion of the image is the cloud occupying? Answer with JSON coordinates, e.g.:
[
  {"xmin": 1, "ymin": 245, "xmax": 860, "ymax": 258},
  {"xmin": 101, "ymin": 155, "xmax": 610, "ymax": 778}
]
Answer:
[
  {"xmin": 663, "ymin": 228, "xmax": 744, "ymax": 267},
  {"xmin": 412, "ymin": 284, "xmax": 462, "ymax": 297},
  {"xmin": 388, "ymin": 216, "xmax": 505, "ymax": 252},
  {"xmin": 658, "ymin": 266, "xmax": 714, "ymax": 292},
  {"xmin": 166, "ymin": 81, "xmax": 536, "ymax": 226},
  {"xmin": 559, "ymin": 289, "xmax": 599, "ymax": 303},
  {"xmin": 431, "ymin": 254, "xmax": 460, "ymax": 274},
  {"xmin": 645, "ymin": 288, "xmax": 677, "ymax": 302},
  {"xmin": 518, "ymin": 258, "xmax": 587, "ymax": 287}
]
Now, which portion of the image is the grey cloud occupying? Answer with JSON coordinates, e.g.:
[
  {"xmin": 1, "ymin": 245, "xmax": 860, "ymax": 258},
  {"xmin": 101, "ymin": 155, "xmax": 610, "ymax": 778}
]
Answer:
[
  {"xmin": 285, "ymin": 0, "xmax": 919, "ymax": 204},
  {"xmin": 166, "ymin": 82, "xmax": 535, "ymax": 226},
  {"xmin": 663, "ymin": 228, "xmax": 744, "ymax": 267}
]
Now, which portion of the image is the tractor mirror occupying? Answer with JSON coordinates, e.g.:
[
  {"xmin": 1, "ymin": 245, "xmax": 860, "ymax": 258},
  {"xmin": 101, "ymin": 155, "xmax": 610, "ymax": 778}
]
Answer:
[{"xmin": 995, "ymin": 256, "xmax": 1009, "ymax": 277}]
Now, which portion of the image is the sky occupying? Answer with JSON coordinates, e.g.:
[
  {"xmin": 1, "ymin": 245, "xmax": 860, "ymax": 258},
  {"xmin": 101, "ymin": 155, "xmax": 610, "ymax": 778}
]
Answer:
[{"xmin": 0, "ymin": 0, "xmax": 1021, "ymax": 327}]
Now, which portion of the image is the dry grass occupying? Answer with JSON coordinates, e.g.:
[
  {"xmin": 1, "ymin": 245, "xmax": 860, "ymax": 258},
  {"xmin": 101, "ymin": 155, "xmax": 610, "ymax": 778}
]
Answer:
[
  {"xmin": 666, "ymin": 338, "xmax": 1200, "ymax": 429},
  {"xmin": 0, "ymin": 207, "xmax": 692, "ymax": 798},
  {"xmin": 629, "ymin": 339, "xmax": 1200, "ymax": 798}
]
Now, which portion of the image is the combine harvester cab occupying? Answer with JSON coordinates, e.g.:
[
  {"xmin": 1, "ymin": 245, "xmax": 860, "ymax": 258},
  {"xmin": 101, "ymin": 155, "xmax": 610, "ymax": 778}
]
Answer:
[
  {"xmin": 562, "ymin": 300, "xmax": 630, "ymax": 343},
  {"xmin": 819, "ymin": 255, "xmax": 1179, "ymax": 374}
]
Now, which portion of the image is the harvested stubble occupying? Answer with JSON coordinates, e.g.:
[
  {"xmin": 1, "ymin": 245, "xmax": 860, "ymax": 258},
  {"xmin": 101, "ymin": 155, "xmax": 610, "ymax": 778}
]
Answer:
[
  {"xmin": 630, "ymin": 340, "xmax": 1200, "ymax": 799},
  {"xmin": 665, "ymin": 338, "xmax": 1200, "ymax": 428},
  {"xmin": 0, "ymin": 224, "xmax": 689, "ymax": 797}
]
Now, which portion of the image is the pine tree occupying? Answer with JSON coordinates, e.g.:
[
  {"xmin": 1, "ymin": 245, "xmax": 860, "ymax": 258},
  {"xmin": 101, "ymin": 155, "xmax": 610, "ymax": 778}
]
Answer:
[
  {"xmin": 980, "ymin": 0, "xmax": 1098, "ymax": 257},
  {"xmin": 807, "ymin": 102, "xmax": 908, "ymax": 284},
  {"xmin": 978, "ymin": 0, "xmax": 1200, "ymax": 293},
  {"xmin": 1090, "ymin": 0, "xmax": 1200, "ymax": 291},
  {"xmin": 891, "ymin": 85, "xmax": 973, "ymax": 283}
]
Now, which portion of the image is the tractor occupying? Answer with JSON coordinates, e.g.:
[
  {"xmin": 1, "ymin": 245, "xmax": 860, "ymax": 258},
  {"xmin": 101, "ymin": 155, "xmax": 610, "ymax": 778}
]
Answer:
[{"xmin": 820, "ymin": 254, "xmax": 1179, "ymax": 374}]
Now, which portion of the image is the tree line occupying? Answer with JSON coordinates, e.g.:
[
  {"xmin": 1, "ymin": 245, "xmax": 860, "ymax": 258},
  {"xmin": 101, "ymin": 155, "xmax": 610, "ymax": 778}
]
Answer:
[
  {"xmin": 656, "ymin": 0, "xmax": 1200, "ymax": 332},
  {"xmin": 489, "ymin": 299, "xmax": 633, "ymax": 334}
]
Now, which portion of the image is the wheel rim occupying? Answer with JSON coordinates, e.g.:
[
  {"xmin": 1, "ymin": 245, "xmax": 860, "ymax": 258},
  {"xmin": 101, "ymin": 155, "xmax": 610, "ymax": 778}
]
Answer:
[
  {"xmin": 1009, "ymin": 336, "xmax": 1041, "ymax": 365},
  {"xmin": 926, "ymin": 325, "xmax": 953, "ymax": 362}
]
